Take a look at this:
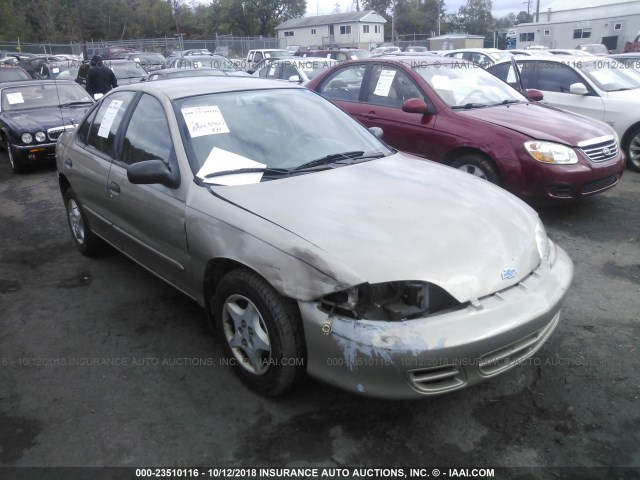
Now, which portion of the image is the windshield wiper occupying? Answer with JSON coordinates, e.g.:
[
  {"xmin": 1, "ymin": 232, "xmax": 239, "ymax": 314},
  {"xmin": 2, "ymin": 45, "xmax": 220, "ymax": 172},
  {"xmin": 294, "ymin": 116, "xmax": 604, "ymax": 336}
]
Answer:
[
  {"xmin": 451, "ymin": 103, "xmax": 488, "ymax": 110},
  {"xmin": 294, "ymin": 151, "xmax": 386, "ymax": 171},
  {"xmin": 59, "ymin": 101, "xmax": 94, "ymax": 107},
  {"xmin": 203, "ymin": 167, "xmax": 290, "ymax": 179},
  {"xmin": 492, "ymin": 99, "xmax": 522, "ymax": 106}
]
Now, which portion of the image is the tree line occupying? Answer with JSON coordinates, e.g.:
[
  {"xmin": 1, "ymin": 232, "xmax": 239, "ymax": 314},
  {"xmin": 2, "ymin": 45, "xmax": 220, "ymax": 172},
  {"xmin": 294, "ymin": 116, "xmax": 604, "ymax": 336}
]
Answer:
[{"xmin": 0, "ymin": 0, "xmax": 531, "ymax": 44}]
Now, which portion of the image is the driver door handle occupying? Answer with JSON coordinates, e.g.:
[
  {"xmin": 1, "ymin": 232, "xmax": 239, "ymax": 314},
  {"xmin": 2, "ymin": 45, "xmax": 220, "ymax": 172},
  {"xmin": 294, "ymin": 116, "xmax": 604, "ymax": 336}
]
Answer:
[
  {"xmin": 365, "ymin": 111, "xmax": 378, "ymax": 120},
  {"xmin": 109, "ymin": 181, "xmax": 120, "ymax": 194}
]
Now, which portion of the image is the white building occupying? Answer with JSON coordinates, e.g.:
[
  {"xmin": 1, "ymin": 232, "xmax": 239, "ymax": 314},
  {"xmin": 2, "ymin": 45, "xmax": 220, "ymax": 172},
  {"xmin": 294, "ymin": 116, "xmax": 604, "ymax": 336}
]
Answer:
[
  {"xmin": 275, "ymin": 11, "xmax": 386, "ymax": 49},
  {"xmin": 515, "ymin": 0, "xmax": 640, "ymax": 52}
]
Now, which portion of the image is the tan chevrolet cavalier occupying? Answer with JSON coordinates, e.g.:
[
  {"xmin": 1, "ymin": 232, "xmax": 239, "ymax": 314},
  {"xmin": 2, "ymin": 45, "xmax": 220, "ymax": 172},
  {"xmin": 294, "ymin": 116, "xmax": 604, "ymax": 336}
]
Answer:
[{"xmin": 56, "ymin": 77, "xmax": 573, "ymax": 399}]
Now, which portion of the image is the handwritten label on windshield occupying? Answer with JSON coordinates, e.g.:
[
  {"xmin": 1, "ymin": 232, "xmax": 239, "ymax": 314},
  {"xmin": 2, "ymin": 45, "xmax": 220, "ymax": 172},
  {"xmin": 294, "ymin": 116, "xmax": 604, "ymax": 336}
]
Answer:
[
  {"xmin": 6, "ymin": 92, "xmax": 24, "ymax": 104},
  {"xmin": 182, "ymin": 106, "xmax": 230, "ymax": 138},
  {"xmin": 97, "ymin": 99, "xmax": 123, "ymax": 138},
  {"xmin": 373, "ymin": 69, "xmax": 396, "ymax": 97}
]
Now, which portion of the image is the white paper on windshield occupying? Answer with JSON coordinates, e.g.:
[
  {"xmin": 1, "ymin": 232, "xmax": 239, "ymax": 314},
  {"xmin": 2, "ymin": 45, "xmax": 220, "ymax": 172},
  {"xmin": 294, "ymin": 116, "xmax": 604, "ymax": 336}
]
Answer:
[
  {"xmin": 6, "ymin": 92, "xmax": 24, "ymax": 104},
  {"xmin": 97, "ymin": 99, "xmax": 123, "ymax": 138},
  {"xmin": 430, "ymin": 74, "xmax": 450, "ymax": 90},
  {"xmin": 52, "ymin": 67, "xmax": 60, "ymax": 74},
  {"xmin": 197, "ymin": 148, "xmax": 266, "ymax": 185},
  {"xmin": 589, "ymin": 70, "xmax": 615, "ymax": 85},
  {"xmin": 134, "ymin": 57, "xmax": 140, "ymax": 62},
  {"xmin": 182, "ymin": 106, "xmax": 230, "ymax": 138},
  {"xmin": 373, "ymin": 69, "xmax": 396, "ymax": 97},
  {"xmin": 269, "ymin": 66, "xmax": 276, "ymax": 76},
  {"xmin": 506, "ymin": 66, "xmax": 516, "ymax": 84}
]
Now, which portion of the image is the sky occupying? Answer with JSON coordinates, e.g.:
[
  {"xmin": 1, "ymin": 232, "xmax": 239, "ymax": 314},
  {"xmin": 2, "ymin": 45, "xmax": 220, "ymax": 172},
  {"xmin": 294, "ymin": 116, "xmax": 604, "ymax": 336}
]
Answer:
[{"xmin": 310, "ymin": 0, "xmax": 531, "ymax": 19}]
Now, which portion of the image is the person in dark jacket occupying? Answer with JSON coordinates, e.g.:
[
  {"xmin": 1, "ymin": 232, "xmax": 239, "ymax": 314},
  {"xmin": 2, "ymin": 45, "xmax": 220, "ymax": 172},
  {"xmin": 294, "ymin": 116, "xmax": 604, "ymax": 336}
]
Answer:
[{"xmin": 86, "ymin": 56, "xmax": 117, "ymax": 97}]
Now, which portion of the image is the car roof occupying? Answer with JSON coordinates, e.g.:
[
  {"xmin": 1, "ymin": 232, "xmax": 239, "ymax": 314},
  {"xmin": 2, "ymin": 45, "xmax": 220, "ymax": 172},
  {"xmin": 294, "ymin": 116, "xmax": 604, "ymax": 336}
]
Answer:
[
  {"xmin": 444, "ymin": 48, "xmax": 500, "ymax": 53},
  {"xmin": 349, "ymin": 55, "xmax": 467, "ymax": 65},
  {"xmin": 114, "ymin": 76, "xmax": 303, "ymax": 100},
  {"xmin": 0, "ymin": 79, "xmax": 78, "ymax": 89}
]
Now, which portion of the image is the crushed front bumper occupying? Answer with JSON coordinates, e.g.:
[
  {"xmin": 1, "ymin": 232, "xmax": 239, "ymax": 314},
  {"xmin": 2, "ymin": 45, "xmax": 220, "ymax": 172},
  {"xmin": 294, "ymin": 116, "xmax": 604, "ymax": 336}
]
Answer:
[{"xmin": 299, "ymin": 244, "xmax": 573, "ymax": 399}]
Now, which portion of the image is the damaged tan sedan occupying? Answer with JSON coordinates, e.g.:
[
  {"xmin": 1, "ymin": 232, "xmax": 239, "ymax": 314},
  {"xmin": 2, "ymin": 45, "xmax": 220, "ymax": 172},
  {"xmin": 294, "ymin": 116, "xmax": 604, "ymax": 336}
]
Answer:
[{"xmin": 56, "ymin": 78, "xmax": 574, "ymax": 399}]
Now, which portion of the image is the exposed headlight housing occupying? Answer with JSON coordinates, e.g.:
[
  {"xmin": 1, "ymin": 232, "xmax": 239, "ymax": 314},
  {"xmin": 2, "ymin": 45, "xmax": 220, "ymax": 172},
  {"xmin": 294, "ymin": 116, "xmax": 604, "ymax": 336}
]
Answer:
[
  {"xmin": 525, "ymin": 141, "xmax": 578, "ymax": 164},
  {"xmin": 35, "ymin": 131, "xmax": 46, "ymax": 142},
  {"xmin": 535, "ymin": 219, "xmax": 550, "ymax": 261},
  {"xmin": 21, "ymin": 133, "xmax": 33, "ymax": 144},
  {"xmin": 320, "ymin": 281, "xmax": 462, "ymax": 321}
]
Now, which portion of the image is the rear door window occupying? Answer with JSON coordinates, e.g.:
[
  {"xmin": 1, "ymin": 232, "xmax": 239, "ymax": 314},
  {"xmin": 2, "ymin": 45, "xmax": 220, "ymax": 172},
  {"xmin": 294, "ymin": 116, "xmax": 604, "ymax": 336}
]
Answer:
[
  {"xmin": 85, "ymin": 91, "xmax": 136, "ymax": 159},
  {"xmin": 319, "ymin": 64, "xmax": 367, "ymax": 102}
]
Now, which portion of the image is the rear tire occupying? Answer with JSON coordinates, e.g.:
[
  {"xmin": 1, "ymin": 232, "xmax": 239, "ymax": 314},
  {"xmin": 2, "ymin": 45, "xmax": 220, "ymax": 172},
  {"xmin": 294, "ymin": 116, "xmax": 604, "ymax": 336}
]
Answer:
[
  {"xmin": 63, "ymin": 187, "xmax": 104, "ymax": 256},
  {"xmin": 213, "ymin": 269, "xmax": 306, "ymax": 396},
  {"xmin": 624, "ymin": 125, "xmax": 640, "ymax": 172},
  {"xmin": 450, "ymin": 153, "xmax": 501, "ymax": 185}
]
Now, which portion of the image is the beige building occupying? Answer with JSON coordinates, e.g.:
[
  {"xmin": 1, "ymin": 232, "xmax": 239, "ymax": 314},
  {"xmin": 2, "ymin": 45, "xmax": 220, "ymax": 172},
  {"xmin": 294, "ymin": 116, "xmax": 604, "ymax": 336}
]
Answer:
[{"xmin": 275, "ymin": 11, "xmax": 386, "ymax": 49}]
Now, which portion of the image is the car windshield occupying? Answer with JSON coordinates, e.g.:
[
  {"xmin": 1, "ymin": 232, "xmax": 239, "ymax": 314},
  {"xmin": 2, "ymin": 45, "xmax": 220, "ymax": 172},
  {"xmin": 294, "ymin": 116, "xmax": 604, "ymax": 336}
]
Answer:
[
  {"xmin": 351, "ymin": 50, "xmax": 372, "ymax": 59},
  {"xmin": 414, "ymin": 62, "xmax": 527, "ymax": 107},
  {"xmin": 131, "ymin": 53, "xmax": 165, "ymax": 64},
  {"xmin": 108, "ymin": 62, "xmax": 146, "ymax": 78},
  {"xmin": 174, "ymin": 88, "xmax": 393, "ymax": 183},
  {"xmin": 0, "ymin": 68, "xmax": 29, "ymax": 82},
  {"xmin": 297, "ymin": 59, "xmax": 338, "ymax": 79},
  {"xmin": 1, "ymin": 83, "xmax": 92, "ymax": 111},
  {"xmin": 489, "ymin": 51, "xmax": 514, "ymax": 61},
  {"xmin": 48, "ymin": 62, "xmax": 80, "ymax": 80},
  {"xmin": 578, "ymin": 61, "xmax": 640, "ymax": 91},
  {"xmin": 266, "ymin": 51, "xmax": 289, "ymax": 58}
]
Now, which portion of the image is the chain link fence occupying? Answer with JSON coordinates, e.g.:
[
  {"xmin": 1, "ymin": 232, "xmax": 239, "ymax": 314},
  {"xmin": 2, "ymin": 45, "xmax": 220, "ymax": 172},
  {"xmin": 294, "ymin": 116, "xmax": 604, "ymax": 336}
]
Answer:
[{"xmin": 0, "ymin": 35, "xmax": 279, "ymax": 60}]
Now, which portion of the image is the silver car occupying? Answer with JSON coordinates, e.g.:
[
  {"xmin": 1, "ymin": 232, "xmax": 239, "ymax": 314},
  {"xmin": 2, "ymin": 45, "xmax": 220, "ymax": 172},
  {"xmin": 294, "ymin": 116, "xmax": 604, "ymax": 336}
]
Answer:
[{"xmin": 55, "ymin": 78, "xmax": 573, "ymax": 399}]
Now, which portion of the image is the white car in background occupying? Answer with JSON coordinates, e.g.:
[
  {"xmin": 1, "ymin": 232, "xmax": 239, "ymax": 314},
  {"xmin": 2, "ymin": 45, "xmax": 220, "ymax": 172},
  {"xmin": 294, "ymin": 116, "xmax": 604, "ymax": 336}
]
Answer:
[
  {"xmin": 252, "ymin": 57, "xmax": 338, "ymax": 84},
  {"xmin": 488, "ymin": 56, "xmax": 640, "ymax": 171},
  {"xmin": 442, "ymin": 48, "xmax": 513, "ymax": 67}
]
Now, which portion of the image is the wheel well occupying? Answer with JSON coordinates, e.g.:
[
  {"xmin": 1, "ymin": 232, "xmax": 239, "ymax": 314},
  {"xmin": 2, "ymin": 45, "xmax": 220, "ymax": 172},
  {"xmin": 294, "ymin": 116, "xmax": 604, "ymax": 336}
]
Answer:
[
  {"xmin": 444, "ymin": 148, "xmax": 502, "ymax": 173},
  {"xmin": 202, "ymin": 258, "xmax": 304, "ymax": 334},
  {"xmin": 58, "ymin": 174, "xmax": 71, "ymax": 198},
  {"xmin": 621, "ymin": 121, "xmax": 640, "ymax": 148}
]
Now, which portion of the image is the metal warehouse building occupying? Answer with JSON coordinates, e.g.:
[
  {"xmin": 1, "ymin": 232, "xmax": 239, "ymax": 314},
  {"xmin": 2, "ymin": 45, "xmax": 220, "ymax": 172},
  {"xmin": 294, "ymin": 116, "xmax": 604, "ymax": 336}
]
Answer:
[{"xmin": 515, "ymin": 0, "xmax": 640, "ymax": 52}]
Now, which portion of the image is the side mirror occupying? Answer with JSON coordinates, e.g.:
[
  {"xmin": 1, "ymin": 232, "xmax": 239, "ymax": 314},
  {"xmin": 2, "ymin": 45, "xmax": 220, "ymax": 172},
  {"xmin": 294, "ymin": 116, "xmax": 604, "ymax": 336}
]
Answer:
[
  {"xmin": 569, "ymin": 83, "xmax": 589, "ymax": 95},
  {"xmin": 525, "ymin": 89, "xmax": 544, "ymax": 101},
  {"xmin": 401, "ymin": 98, "xmax": 430, "ymax": 114},
  {"xmin": 288, "ymin": 75, "xmax": 301, "ymax": 83},
  {"xmin": 369, "ymin": 126, "xmax": 384, "ymax": 139},
  {"xmin": 127, "ymin": 159, "xmax": 180, "ymax": 189}
]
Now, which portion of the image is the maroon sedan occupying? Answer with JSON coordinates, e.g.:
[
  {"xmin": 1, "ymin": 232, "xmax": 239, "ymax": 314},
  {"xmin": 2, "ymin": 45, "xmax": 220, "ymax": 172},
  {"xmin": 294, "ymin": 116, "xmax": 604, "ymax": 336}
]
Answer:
[{"xmin": 306, "ymin": 55, "xmax": 625, "ymax": 201}]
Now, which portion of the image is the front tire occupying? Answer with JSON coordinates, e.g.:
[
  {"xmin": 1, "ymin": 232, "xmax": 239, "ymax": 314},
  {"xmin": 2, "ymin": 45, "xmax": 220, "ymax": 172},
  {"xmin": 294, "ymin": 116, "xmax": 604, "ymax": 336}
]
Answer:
[
  {"xmin": 6, "ymin": 142, "xmax": 27, "ymax": 174},
  {"xmin": 624, "ymin": 125, "xmax": 640, "ymax": 172},
  {"xmin": 450, "ymin": 153, "xmax": 501, "ymax": 185},
  {"xmin": 213, "ymin": 269, "xmax": 306, "ymax": 396},
  {"xmin": 63, "ymin": 187, "xmax": 104, "ymax": 256}
]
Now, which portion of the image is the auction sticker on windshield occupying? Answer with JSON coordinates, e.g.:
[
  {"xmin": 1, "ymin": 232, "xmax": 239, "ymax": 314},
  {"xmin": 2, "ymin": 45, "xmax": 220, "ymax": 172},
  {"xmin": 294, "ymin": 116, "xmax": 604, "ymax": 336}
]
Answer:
[
  {"xmin": 182, "ymin": 106, "xmax": 230, "ymax": 137},
  {"xmin": 373, "ymin": 69, "xmax": 396, "ymax": 96},
  {"xmin": 97, "ymin": 99, "xmax": 123, "ymax": 138},
  {"xmin": 6, "ymin": 92, "xmax": 24, "ymax": 104}
]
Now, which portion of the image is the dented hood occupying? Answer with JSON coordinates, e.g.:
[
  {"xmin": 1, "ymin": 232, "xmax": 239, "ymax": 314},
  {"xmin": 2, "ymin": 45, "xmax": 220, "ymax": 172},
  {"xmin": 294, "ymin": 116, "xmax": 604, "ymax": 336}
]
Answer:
[{"xmin": 213, "ymin": 154, "xmax": 542, "ymax": 302}]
